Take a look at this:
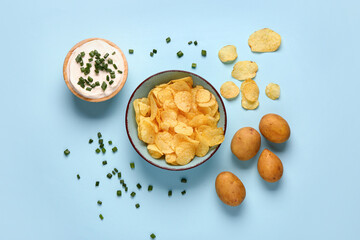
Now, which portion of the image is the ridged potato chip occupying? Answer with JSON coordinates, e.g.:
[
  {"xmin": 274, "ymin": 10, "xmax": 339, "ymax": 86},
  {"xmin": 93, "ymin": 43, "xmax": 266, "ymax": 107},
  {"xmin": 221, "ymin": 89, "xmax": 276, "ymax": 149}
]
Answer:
[
  {"xmin": 265, "ymin": 83, "xmax": 280, "ymax": 100},
  {"xmin": 220, "ymin": 81, "xmax": 240, "ymax": 99},
  {"xmin": 242, "ymin": 81, "xmax": 259, "ymax": 102},
  {"xmin": 248, "ymin": 28, "xmax": 281, "ymax": 52},
  {"xmin": 147, "ymin": 144, "xmax": 163, "ymax": 159},
  {"xmin": 218, "ymin": 45, "xmax": 238, "ymax": 63},
  {"xmin": 231, "ymin": 61, "xmax": 258, "ymax": 81},
  {"xmin": 133, "ymin": 76, "xmax": 224, "ymax": 165}
]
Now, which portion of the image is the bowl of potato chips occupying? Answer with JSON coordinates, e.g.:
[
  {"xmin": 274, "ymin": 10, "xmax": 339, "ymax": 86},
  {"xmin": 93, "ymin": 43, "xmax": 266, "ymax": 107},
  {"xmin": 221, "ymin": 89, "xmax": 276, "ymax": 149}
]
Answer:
[{"xmin": 125, "ymin": 70, "xmax": 227, "ymax": 171}]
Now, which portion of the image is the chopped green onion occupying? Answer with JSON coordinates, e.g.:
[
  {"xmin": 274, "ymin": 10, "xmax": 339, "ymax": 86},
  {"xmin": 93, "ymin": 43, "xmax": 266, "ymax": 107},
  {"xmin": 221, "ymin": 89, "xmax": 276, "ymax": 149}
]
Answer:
[
  {"xmin": 181, "ymin": 190, "xmax": 186, "ymax": 195},
  {"xmin": 150, "ymin": 52, "xmax": 154, "ymax": 57},
  {"xmin": 153, "ymin": 49, "xmax": 157, "ymax": 54},
  {"xmin": 191, "ymin": 63, "xmax": 197, "ymax": 68},
  {"xmin": 117, "ymin": 70, "xmax": 122, "ymax": 74},
  {"xmin": 88, "ymin": 58, "xmax": 93, "ymax": 62},
  {"xmin": 88, "ymin": 76, "xmax": 93, "ymax": 82},
  {"xmin": 100, "ymin": 143, "xmax": 104, "ymax": 148},
  {"xmin": 201, "ymin": 50, "xmax": 207, "ymax": 56},
  {"xmin": 77, "ymin": 174, "xmax": 80, "ymax": 180},
  {"xmin": 89, "ymin": 139, "xmax": 93, "ymax": 144},
  {"xmin": 95, "ymin": 81, "xmax": 100, "ymax": 86},
  {"xmin": 194, "ymin": 40, "xmax": 198, "ymax": 46},
  {"xmin": 125, "ymin": 187, "xmax": 128, "ymax": 192},
  {"xmin": 99, "ymin": 139, "xmax": 103, "ymax": 144},
  {"xmin": 97, "ymin": 200, "xmax": 102, "ymax": 205},
  {"xmin": 86, "ymin": 87, "xmax": 92, "ymax": 91},
  {"xmin": 112, "ymin": 51, "xmax": 116, "ymax": 55},
  {"xmin": 108, "ymin": 140, "xmax": 112, "ymax": 145},
  {"xmin": 130, "ymin": 192, "xmax": 136, "ymax": 197},
  {"xmin": 120, "ymin": 179, "xmax": 124, "ymax": 184},
  {"xmin": 177, "ymin": 51, "xmax": 184, "ymax": 58},
  {"xmin": 108, "ymin": 59, "xmax": 113, "ymax": 64},
  {"xmin": 97, "ymin": 132, "xmax": 102, "ymax": 138},
  {"xmin": 114, "ymin": 168, "xmax": 118, "ymax": 173},
  {"xmin": 112, "ymin": 147, "xmax": 118, "ymax": 153},
  {"xmin": 117, "ymin": 172, "xmax": 121, "ymax": 178},
  {"xmin": 188, "ymin": 41, "xmax": 193, "ymax": 45},
  {"xmin": 137, "ymin": 183, "xmax": 142, "ymax": 189},
  {"xmin": 106, "ymin": 75, "xmax": 110, "ymax": 81},
  {"xmin": 148, "ymin": 185, "xmax": 153, "ymax": 192},
  {"xmin": 110, "ymin": 73, "xmax": 115, "ymax": 79},
  {"xmin": 129, "ymin": 49, "xmax": 134, "ymax": 54},
  {"xmin": 113, "ymin": 64, "xmax": 118, "ymax": 70},
  {"xmin": 106, "ymin": 173, "xmax": 112, "ymax": 179},
  {"xmin": 135, "ymin": 203, "xmax": 140, "ymax": 209},
  {"xmin": 122, "ymin": 183, "xmax": 127, "ymax": 188},
  {"xmin": 166, "ymin": 37, "xmax": 171, "ymax": 43},
  {"xmin": 104, "ymin": 53, "xmax": 109, "ymax": 59},
  {"xmin": 95, "ymin": 181, "xmax": 99, "ymax": 187},
  {"xmin": 96, "ymin": 148, "xmax": 100, "ymax": 153},
  {"xmin": 181, "ymin": 178, "xmax": 187, "ymax": 183},
  {"xmin": 75, "ymin": 54, "xmax": 82, "ymax": 63},
  {"xmin": 112, "ymin": 170, "xmax": 116, "ymax": 175},
  {"xmin": 101, "ymin": 82, "xmax": 107, "ymax": 91},
  {"xmin": 99, "ymin": 214, "xmax": 104, "ymax": 220},
  {"xmin": 130, "ymin": 162, "xmax": 135, "ymax": 169},
  {"xmin": 89, "ymin": 51, "xmax": 95, "ymax": 57},
  {"xmin": 117, "ymin": 190, "xmax": 122, "ymax": 196},
  {"xmin": 80, "ymin": 61, "xmax": 84, "ymax": 66},
  {"xmin": 95, "ymin": 69, "xmax": 99, "ymax": 74},
  {"xmin": 168, "ymin": 190, "xmax": 172, "ymax": 197},
  {"xmin": 150, "ymin": 233, "xmax": 156, "ymax": 239},
  {"xmin": 80, "ymin": 51, "xmax": 85, "ymax": 57},
  {"xmin": 64, "ymin": 149, "xmax": 70, "ymax": 156},
  {"xmin": 102, "ymin": 148, "xmax": 106, "ymax": 154},
  {"xmin": 109, "ymin": 80, "xmax": 114, "ymax": 85}
]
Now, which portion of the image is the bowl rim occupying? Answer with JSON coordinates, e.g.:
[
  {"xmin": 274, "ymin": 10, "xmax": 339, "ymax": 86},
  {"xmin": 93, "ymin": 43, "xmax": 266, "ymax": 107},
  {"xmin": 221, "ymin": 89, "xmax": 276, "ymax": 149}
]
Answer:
[{"xmin": 125, "ymin": 70, "xmax": 227, "ymax": 171}]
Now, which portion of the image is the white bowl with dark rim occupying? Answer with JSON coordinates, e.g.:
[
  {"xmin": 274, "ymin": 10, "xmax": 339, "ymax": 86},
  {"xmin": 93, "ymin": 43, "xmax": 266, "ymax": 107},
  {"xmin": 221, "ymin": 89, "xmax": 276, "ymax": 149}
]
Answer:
[{"xmin": 125, "ymin": 70, "xmax": 227, "ymax": 171}]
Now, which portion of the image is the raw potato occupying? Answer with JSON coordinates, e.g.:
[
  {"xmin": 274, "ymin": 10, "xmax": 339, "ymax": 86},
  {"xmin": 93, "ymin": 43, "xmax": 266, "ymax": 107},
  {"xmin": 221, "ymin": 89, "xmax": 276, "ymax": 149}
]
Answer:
[
  {"xmin": 231, "ymin": 127, "xmax": 261, "ymax": 160},
  {"xmin": 259, "ymin": 113, "xmax": 290, "ymax": 143},
  {"xmin": 231, "ymin": 61, "xmax": 258, "ymax": 81},
  {"xmin": 220, "ymin": 81, "xmax": 240, "ymax": 99},
  {"xmin": 215, "ymin": 171, "xmax": 246, "ymax": 206},
  {"xmin": 248, "ymin": 28, "xmax": 281, "ymax": 52},
  {"xmin": 265, "ymin": 83, "xmax": 280, "ymax": 100},
  {"xmin": 218, "ymin": 45, "xmax": 238, "ymax": 63},
  {"xmin": 257, "ymin": 149, "xmax": 283, "ymax": 182}
]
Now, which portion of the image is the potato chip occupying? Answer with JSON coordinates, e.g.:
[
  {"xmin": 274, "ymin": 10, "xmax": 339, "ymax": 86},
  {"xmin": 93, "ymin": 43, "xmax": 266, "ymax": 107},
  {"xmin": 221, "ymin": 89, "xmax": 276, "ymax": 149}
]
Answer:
[
  {"xmin": 196, "ymin": 89, "xmax": 211, "ymax": 103},
  {"xmin": 241, "ymin": 98, "xmax": 259, "ymax": 110},
  {"xmin": 165, "ymin": 153, "xmax": 178, "ymax": 165},
  {"xmin": 218, "ymin": 45, "xmax": 238, "ymax": 63},
  {"xmin": 134, "ymin": 76, "xmax": 224, "ymax": 165},
  {"xmin": 174, "ymin": 122, "xmax": 193, "ymax": 136},
  {"xmin": 220, "ymin": 81, "xmax": 240, "ymax": 99},
  {"xmin": 175, "ymin": 142, "xmax": 196, "ymax": 165},
  {"xmin": 248, "ymin": 28, "xmax": 281, "ymax": 52},
  {"xmin": 265, "ymin": 83, "xmax": 280, "ymax": 100},
  {"xmin": 231, "ymin": 61, "xmax": 258, "ymax": 81},
  {"xmin": 147, "ymin": 144, "xmax": 163, "ymax": 159},
  {"xmin": 174, "ymin": 91, "xmax": 192, "ymax": 112},
  {"xmin": 242, "ymin": 80, "xmax": 259, "ymax": 102},
  {"xmin": 195, "ymin": 141, "xmax": 210, "ymax": 157},
  {"xmin": 155, "ymin": 131, "xmax": 174, "ymax": 154}
]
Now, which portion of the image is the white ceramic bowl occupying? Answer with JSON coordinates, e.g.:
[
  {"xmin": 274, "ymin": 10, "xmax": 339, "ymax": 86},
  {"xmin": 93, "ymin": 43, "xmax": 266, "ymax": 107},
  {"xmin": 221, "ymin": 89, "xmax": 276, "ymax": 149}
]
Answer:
[{"xmin": 125, "ymin": 70, "xmax": 227, "ymax": 171}]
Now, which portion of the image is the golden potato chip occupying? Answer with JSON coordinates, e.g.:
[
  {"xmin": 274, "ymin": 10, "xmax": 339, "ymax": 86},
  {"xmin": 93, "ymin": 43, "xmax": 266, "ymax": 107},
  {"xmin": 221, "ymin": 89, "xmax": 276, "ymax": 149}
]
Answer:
[
  {"xmin": 157, "ymin": 88, "xmax": 173, "ymax": 104},
  {"xmin": 248, "ymin": 28, "xmax": 281, "ymax": 52},
  {"xmin": 169, "ymin": 81, "xmax": 191, "ymax": 92},
  {"xmin": 197, "ymin": 93, "xmax": 216, "ymax": 108},
  {"xmin": 138, "ymin": 102, "xmax": 150, "ymax": 116},
  {"xmin": 218, "ymin": 45, "xmax": 238, "ymax": 63},
  {"xmin": 147, "ymin": 144, "xmax": 163, "ymax": 159},
  {"xmin": 241, "ymin": 98, "xmax": 259, "ymax": 110},
  {"xmin": 188, "ymin": 114, "xmax": 216, "ymax": 128},
  {"xmin": 165, "ymin": 153, "xmax": 178, "ymax": 165},
  {"xmin": 139, "ymin": 118, "xmax": 156, "ymax": 144},
  {"xmin": 196, "ymin": 125, "xmax": 225, "ymax": 147},
  {"xmin": 242, "ymin": 80, "xmax": 259, "ymax": 102},
  {"xmin": 220, "ymin": 81, "xmax": 240, "ymax": 99},
  {"xmin": 196, "ymin": 89, "xmax": 211, "ymax": 103},
  {"xmin": 174, "ymin": 91, "xmax": 192, "ymax": 112},
  {"xmin": 265, "ymin": 83, "xmax": 280, "ymax": 100},
  {"xmin": 170, "ymin": 76, "xmax": 193, "ymax": 87},
  {"xmin": 174, "ymin": 122, "xmax": 193, "ymax": 136},
  {"xmin": 175, "ymin": 142, "xmax": 196, "ymax": 165},
  {"xmin": 231, "ymin": 61, "xmax": 258, "ymax": 81},
  {"xmin": 160, "ymin": 110, "xmax": 177, "ymax": 127},
  {"xmin": 149, "ymin": 94, "xmax": 158, "ymax": 121},
  {"xmin": 163, "ymin": 99, "xmax": 178, "ymax": 111},
  {"xmin": 155, "ymin": 131, "xmax": 174, "ymax": 154},
  {"xmin": 195, "ymin": 141, "xmax": 209, "ymax": 157}
]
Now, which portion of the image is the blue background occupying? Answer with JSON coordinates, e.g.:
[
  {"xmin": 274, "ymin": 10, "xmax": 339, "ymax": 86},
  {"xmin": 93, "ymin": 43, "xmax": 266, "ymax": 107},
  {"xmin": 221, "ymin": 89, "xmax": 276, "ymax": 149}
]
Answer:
[{"xmin": 1, "ymin": 0, "xmax": 359, "ymax": 239}]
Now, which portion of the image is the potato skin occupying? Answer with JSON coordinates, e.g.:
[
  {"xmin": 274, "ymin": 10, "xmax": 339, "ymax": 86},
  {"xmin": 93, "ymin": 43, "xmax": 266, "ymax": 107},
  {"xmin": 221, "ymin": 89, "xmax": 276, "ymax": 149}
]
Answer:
[
  {"xmin": 215, "ymin": 171, "xmax": 246, "ymax": 206},
  {"xmin": 257, "ymin": 149, "xmax": 283, "ymax": 182},
  {"xmin": 231, "ymin": 127, "xmax": 261, "ymax": 160},
  {"xmin": 259, "ymin": 114, "xmax": 290, "ymax": 143}
]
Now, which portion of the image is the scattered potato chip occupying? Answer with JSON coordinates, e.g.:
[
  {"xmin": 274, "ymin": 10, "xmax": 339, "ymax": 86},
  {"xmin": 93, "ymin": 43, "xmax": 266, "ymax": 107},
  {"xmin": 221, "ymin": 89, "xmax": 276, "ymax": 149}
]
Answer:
[
  {"xmin": 241, "ymin": 98, "xmax": 259, "ymax": 110},
  {"xmin": 231, "ymin": 61, "xmax": 258, "ymax": 80},
  {"xmin": 220, "ymin": 81, "xmax": 240, "ymax": 99},
  {"xmin": 218, "ymin": 45, "xmax": 238, "ymax": 63},
  {"xmin": 133, "ymin": 76, "xmax": 224, "ymax": 165},
  {"xmin": 147, "ymin": 144, "xmax": 163, "ymax": 159},
  {"xmin": 265, "ymin": 83, "xmax": 280, "ymax": 100},
  {"xmin": 248, "ymin": 28, "xmax": 281, "ymax": 52}
]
